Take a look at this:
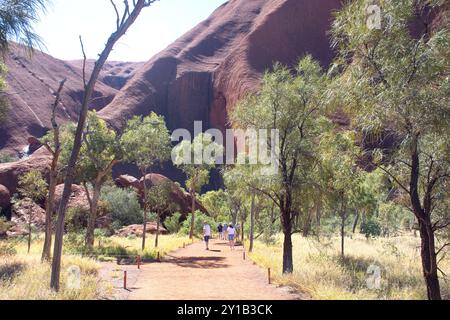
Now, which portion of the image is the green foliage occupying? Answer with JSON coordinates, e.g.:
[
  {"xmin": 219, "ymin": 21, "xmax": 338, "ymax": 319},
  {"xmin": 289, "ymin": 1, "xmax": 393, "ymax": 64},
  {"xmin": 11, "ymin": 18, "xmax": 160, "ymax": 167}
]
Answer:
[
  {"xmin": 200, "ymin": 190, "xmax": 229, "ymax": 222},
  {"xmin": 121, "ymin": 112, "xmax": 172, "ymax": 172},
  {"xmin": 146, "ymin": 181, "xmax": 179, "ymax": 216},
  {"xmin": 0, "ymin": 0, "xmax": 48, "ymax": 52},
  {"xmin": 173, "ymin": 133, "xmax": 223, "ymax": 193},
  {"xmin": 101, "ymin": 185, "xmax": 143, "ymax": 229},
  {"xmin": 0, "ymin": 217, "xmax": 13, "ymax": 236},
  {"xmin": 360, "ymin": 219, "xmax": 382, "ymax": 239},
  {"xmin": 17, "ymin": 170, "xmax": 47, "ymax": 202},
  {"xmin": 77, "ymin": 111, "xmax": 120, "ymax": 184},
  {"xmin": 0, "ymin": 63, "xmax": 9, "ymax": 124},
  {"xmin": 65, "ymin": 206, "xmax": 89, "ymax": 233},
  {"xmin": 164, "ymin": 212, "xmax": 182, "ymax": 234},
  {"xmin": 180, "ymin": 211, "xmax": 215, "ymax": 236},
  {"xmin": 0, "ymin": 152, "xmax": 17, "ymax": 163}
]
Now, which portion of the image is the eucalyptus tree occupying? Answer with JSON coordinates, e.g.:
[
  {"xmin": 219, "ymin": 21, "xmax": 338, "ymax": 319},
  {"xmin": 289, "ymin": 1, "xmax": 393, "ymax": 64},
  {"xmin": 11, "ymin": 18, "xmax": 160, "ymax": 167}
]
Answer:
[
  {"xmin": 146, "ymin": 181, "xmax": 179, "ymax": 248},
  {"xmin": 173, "ymin": 133, "xmax": 223, "ymax": 239},
  {"xmin": 230, "ymin": 56, "xmax": 329, "ymax": 273},
  {"xmin": 0, "ymin": 0, "xmax": 49, "ymax": 123},
  {"xmin": 51, "ymin": 0, "xmax": 158, "ymax": 291},
  {"xmin": 120, "ymin": 112, "xmax": 172, "ymax": 250},
  {"xmin": 17, "ymin": 170, "xmax": 48, "ymax": 254},
  {"xmin": 77, "ymin": 111, "xmax": 121, "ymax": 252},
  {"xmin": 38, "ymin": 79, "xmax": 66, "ymax": 261},
  {"xmin": 330, "ymin": 0, "xmax": 449, "ymax": 299}
]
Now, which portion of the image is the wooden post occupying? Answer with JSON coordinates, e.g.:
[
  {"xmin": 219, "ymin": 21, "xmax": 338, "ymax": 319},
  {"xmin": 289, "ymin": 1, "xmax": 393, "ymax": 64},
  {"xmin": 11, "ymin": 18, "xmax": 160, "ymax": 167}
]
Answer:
[
  {"xmin": 268, "ymin": 268, "xmax": 271, "ymax": 284},
  {"xmin": 157, "ymin": 252, "xmax": 160, "ymax": 262},
  {"xmin": 183, "ymin": 243, "xmax": 185, "ymax": 248},
  {"xmin": 137, "ymin": 256, "xmax": 141, "ymax": 269},
  {"xmin": 243, "ymin": 251, "xmax": 246, "ymax": 260},
  {"xmin": 124, "ymin": 271, "xmax": 127, "ymax": 289}
]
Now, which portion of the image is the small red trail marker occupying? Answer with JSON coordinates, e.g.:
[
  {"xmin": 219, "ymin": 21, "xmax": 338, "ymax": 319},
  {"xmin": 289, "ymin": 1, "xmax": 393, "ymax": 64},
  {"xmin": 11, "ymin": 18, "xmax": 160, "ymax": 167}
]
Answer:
[{"xmin": 137, "ymin": 256, "xmax": 141, "ymax": 269}]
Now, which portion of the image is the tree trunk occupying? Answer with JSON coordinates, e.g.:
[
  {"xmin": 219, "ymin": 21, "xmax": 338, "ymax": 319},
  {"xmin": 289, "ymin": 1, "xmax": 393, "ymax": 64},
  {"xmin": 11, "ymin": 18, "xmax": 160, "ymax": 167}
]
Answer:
[
  {"xmin": 282, "ymin": 230, "xmax": 293, "ymax": 274},
  {"xmin": 42, "ymin": 163, "xmax": 58, "ymax": 261},
  {"xmin": 341, "ymin": 213, "xmax": 345, "ymax": 259},
  {"xmin": 249, "ymin": 193, "xmax": 255, "ymax": 253},
  {"xmin": 41, "ymin": 79, "xmax": 65, "ymax": 263},
  {"xmin": 409, "ymin": 133, "xmax": 441, "ymax": 300},
  {"xmin": 155, "ymin": 213, "xmax": 160, "ymax": 248},
  {"xmin": 85, "ymin": 182, "xmax": 101, "ymax": 253},
  {"xmin": 189, "ymin": 189, "xmax": 196, "ymax": 239},
  {"xmin": 418, "ymin": 218, "xmax": 441, "ymax": 300},
  {"xmin": 302, "ymin": 210, "xmax": 312, "ymax": 237},
  {"xmin": 352, "ymin": 211, "xmax": 360, "ymax": 234},
  {"xmin": 27, "ymin": 212, "xmax": 32, "ymax": 254},
  {"xmin": 142, "ymin": 171, "xmax": 148, "ymax": 251},
  {"xmin": 50, "ymin": 1, "xmax": 151, "ymax": 291}
]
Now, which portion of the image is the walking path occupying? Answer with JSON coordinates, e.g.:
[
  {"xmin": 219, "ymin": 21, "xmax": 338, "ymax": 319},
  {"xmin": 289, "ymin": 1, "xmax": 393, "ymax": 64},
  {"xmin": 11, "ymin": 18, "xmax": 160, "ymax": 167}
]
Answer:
[{"xmin": 101, "ymin": 239, "xmax": 304, "ymax": 300}]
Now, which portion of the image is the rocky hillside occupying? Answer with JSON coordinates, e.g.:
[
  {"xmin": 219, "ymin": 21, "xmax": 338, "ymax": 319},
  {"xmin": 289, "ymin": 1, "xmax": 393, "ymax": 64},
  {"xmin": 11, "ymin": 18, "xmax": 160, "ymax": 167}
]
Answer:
[
  {"xmin": 0, "ymin": 45, "xmax": 142, "ymax": 154},
  {"xmin": 99, "ymin": 0, "xmax": 342, "ymax": 134}
]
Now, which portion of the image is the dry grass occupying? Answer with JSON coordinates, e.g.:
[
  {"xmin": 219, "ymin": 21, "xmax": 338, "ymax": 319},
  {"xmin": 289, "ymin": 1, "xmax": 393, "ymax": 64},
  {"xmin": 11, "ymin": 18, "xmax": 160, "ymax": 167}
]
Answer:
[
  {"xmin": 0, "ymin": 253, "xmax": 104, "ymax": 300},
  {"xmin": 249, "ymin": 233, "xmax": 450, "ymax": 300},
  {"xmin": 0, "ymin": 233, "xmax": 190, "ymax": 300}
]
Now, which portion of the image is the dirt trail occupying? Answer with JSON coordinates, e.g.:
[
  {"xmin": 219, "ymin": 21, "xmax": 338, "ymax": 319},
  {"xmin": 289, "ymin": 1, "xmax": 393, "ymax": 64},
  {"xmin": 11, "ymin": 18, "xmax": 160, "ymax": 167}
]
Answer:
[{"xmin": 101, "ymin": 239, "xmax": 303, "ymax": 300}]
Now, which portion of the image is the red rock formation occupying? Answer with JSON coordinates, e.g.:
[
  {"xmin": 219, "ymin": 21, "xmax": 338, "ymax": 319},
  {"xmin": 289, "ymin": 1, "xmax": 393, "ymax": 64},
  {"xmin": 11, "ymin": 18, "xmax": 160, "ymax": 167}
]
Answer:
[
  {"xmin": 11, "ymin": 198, "xmax": 46, "ymax": 230},
  {"xmin": 0, "ymin": 147, "xmax": 52, "ymax": 195},
  {"xmin": 54, "ymin": 184, "xmax": 90, "ymax": 211},
  {"xmin": 0, "ymin": 184, "xmax": 10, "ymax": 209},
  {"xmin": 0, "ymin": 45, "xmax": 142, "ymax": 154},
  {"xmin": 99, "ymin": 0, "xmax": 342, "ymax": 135},
  {"xmin": 115, "ymin": 223, "xmax": 168, "ymax": 237},
  {"xmin": 115, "ymin": 173, "xmax": 208, "ymax": 216}
]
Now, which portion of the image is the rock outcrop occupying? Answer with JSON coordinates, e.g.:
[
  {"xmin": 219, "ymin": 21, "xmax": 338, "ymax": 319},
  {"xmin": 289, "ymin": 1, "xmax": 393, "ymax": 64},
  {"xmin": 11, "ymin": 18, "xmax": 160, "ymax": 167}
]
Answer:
[
  {"xmin": 115, "ymin": 223, "xmax": 168, "ymax": 237},
  {"xmin": 0, "ymin": 147, "xmax": 52, "ymax": 195},
  {"xmin": 99, "ymin": 0, "xmax": 342, "ymax": 135},
  {"xmin": 11, "ymin": 198, "xmax": 46, "ymax": 230},
  {"xmin": 0, "ymin": 45, "xmax": 142, "ymax": 154},
  {"xmin": 115, "ymin": 173, "xmax": 208, "ymax": 216},
  {"xmin": 54, "ymin": 184, "xmax": 90, "ymax": 211},
  {"xmin": 0, "ymin": 184, "xmax": 10, "ymax": 209}
]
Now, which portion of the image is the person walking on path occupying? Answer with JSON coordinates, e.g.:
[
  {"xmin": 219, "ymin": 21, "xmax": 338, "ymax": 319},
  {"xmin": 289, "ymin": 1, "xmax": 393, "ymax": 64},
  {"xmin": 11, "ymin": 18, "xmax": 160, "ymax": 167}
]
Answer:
[
  {"xmin": 217, "ymin": 223, "xmax": 223, "ymax": 240},
  {"xmin": 203, "ymin": 221, "xmax": 211, "ymax": 250},
  {"xmin": 227, "ymin": 224, "xmax": 236, "ymax": 250}
]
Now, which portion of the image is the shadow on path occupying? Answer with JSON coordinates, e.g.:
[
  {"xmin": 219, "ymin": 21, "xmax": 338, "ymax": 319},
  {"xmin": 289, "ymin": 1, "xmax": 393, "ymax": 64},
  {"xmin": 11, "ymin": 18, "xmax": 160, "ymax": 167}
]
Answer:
[{"xmin": 165, "ymin": 255, "xmax": 229, "ymax": 269}]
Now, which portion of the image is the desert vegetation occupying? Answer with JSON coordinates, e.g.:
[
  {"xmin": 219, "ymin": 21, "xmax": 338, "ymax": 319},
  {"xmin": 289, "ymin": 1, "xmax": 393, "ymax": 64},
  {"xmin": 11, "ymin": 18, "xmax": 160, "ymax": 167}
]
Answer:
[{"xmin": 0, "ymin": 0, "xmax": 448, "ymax": 301}]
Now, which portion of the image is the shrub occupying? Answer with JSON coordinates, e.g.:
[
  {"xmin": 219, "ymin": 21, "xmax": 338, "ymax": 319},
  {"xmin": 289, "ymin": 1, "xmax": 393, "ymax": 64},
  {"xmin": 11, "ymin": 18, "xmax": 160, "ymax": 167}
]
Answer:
[
  {"xmin": 0, "ymin": 153, "xmax": 18, "ymax": 164},
  {"xmin": 65, "ymin": 206, "xmax": 89, "ymax": 233},
  {"xmin": 360, "ymin": 219, "xmax": 382, "ymax": 239},
  {"xmin": 101, "ymin": 186, "xmax": 143, "ymax": 229},
  {"xmin": 180, "ymin": 211, "xmax": 215, "ymax": 236},
  {"xmin": 164, "ymin": 212, "xmax": 182, "ymax": 234}
]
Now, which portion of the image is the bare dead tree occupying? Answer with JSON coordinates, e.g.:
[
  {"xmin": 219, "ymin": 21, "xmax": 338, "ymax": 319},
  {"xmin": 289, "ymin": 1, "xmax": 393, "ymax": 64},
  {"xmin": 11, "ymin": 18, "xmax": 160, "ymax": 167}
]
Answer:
[
  {"xmin": 50, "ymin": 0, "xmax": 158, "ymax": 291},
  {"xmin": 40, "ymin": 78, "xmax": 66, "ymax": 262}
]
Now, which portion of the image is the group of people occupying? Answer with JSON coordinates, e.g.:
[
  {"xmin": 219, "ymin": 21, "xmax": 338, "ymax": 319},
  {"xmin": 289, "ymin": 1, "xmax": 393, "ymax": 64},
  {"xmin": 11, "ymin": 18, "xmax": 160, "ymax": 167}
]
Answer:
[{"xmin": 202, "ymin": 222, "xmax": 237, "ymax": 250}]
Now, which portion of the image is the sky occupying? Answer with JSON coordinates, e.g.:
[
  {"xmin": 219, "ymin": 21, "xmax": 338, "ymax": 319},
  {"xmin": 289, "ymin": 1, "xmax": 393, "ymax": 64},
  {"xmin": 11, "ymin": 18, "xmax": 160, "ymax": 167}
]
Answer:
[{"xmin": 34, "ymin": 0, "xmax": 228, "ymax": 62}]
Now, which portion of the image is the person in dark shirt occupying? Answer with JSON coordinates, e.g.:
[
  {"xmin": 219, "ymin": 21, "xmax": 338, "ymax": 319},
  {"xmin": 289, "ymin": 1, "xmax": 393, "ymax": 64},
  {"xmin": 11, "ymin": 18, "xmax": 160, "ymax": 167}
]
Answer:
[{"xmin": 217, "ymin": 223, "xmax": 223, "ymax": 240}]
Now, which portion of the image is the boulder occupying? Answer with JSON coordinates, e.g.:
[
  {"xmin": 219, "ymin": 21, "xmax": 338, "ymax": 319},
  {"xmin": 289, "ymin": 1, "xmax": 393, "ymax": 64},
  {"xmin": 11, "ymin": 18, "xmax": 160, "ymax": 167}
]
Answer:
[
  {"xmin": 0, "ymin": 184, "xmax": 10, "ymax": 209},
  {"xmin": 11, "ymin": 199, "xmax": 46, "ymax": 230},
  {"xmin": 0, "ymin": 147, "xmax": 52, "ymax": 195},
  {"xmin": 115, "ymin": 173, "xmax": 208, "ymax": 216},
  {"xmin": 115, "ymin": 223, "xmax": 168, "ymax": 237},
  {"xmin": 54, "ymin": 184, "xmax": 90, "ymax": 211}
]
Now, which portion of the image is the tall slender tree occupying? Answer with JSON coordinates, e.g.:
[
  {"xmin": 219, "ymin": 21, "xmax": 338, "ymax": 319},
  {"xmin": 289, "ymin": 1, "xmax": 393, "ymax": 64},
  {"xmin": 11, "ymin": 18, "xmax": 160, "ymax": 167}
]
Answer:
[
  {"xmin": 230, "ymin": 57, "xmax": 329, "ymax": 274},
  {"xmin": 51, "ymin": 0, "xmax": 158, "ymax": 292},
  {"xmin": 173, "ymin": 133, "xmax": 223, "ymax": 239},
  {"xmin": 120, "ymin": 113, "xmax": 172, "ymax": 250},
  {"xmin": 330, "ymin": 0, "xmax": 449, "ymax": 299}
]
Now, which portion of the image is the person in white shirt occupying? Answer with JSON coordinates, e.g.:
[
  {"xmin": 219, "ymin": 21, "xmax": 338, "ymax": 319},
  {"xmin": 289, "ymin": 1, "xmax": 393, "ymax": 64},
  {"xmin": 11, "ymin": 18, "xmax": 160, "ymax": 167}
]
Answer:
[
  {"xmin": 203, "ymin": 222, "xmax": 211, "ymax": 250},
  {"xmin": 227, "ymin": 224, "xmax": 236, "ymax": 250}
]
